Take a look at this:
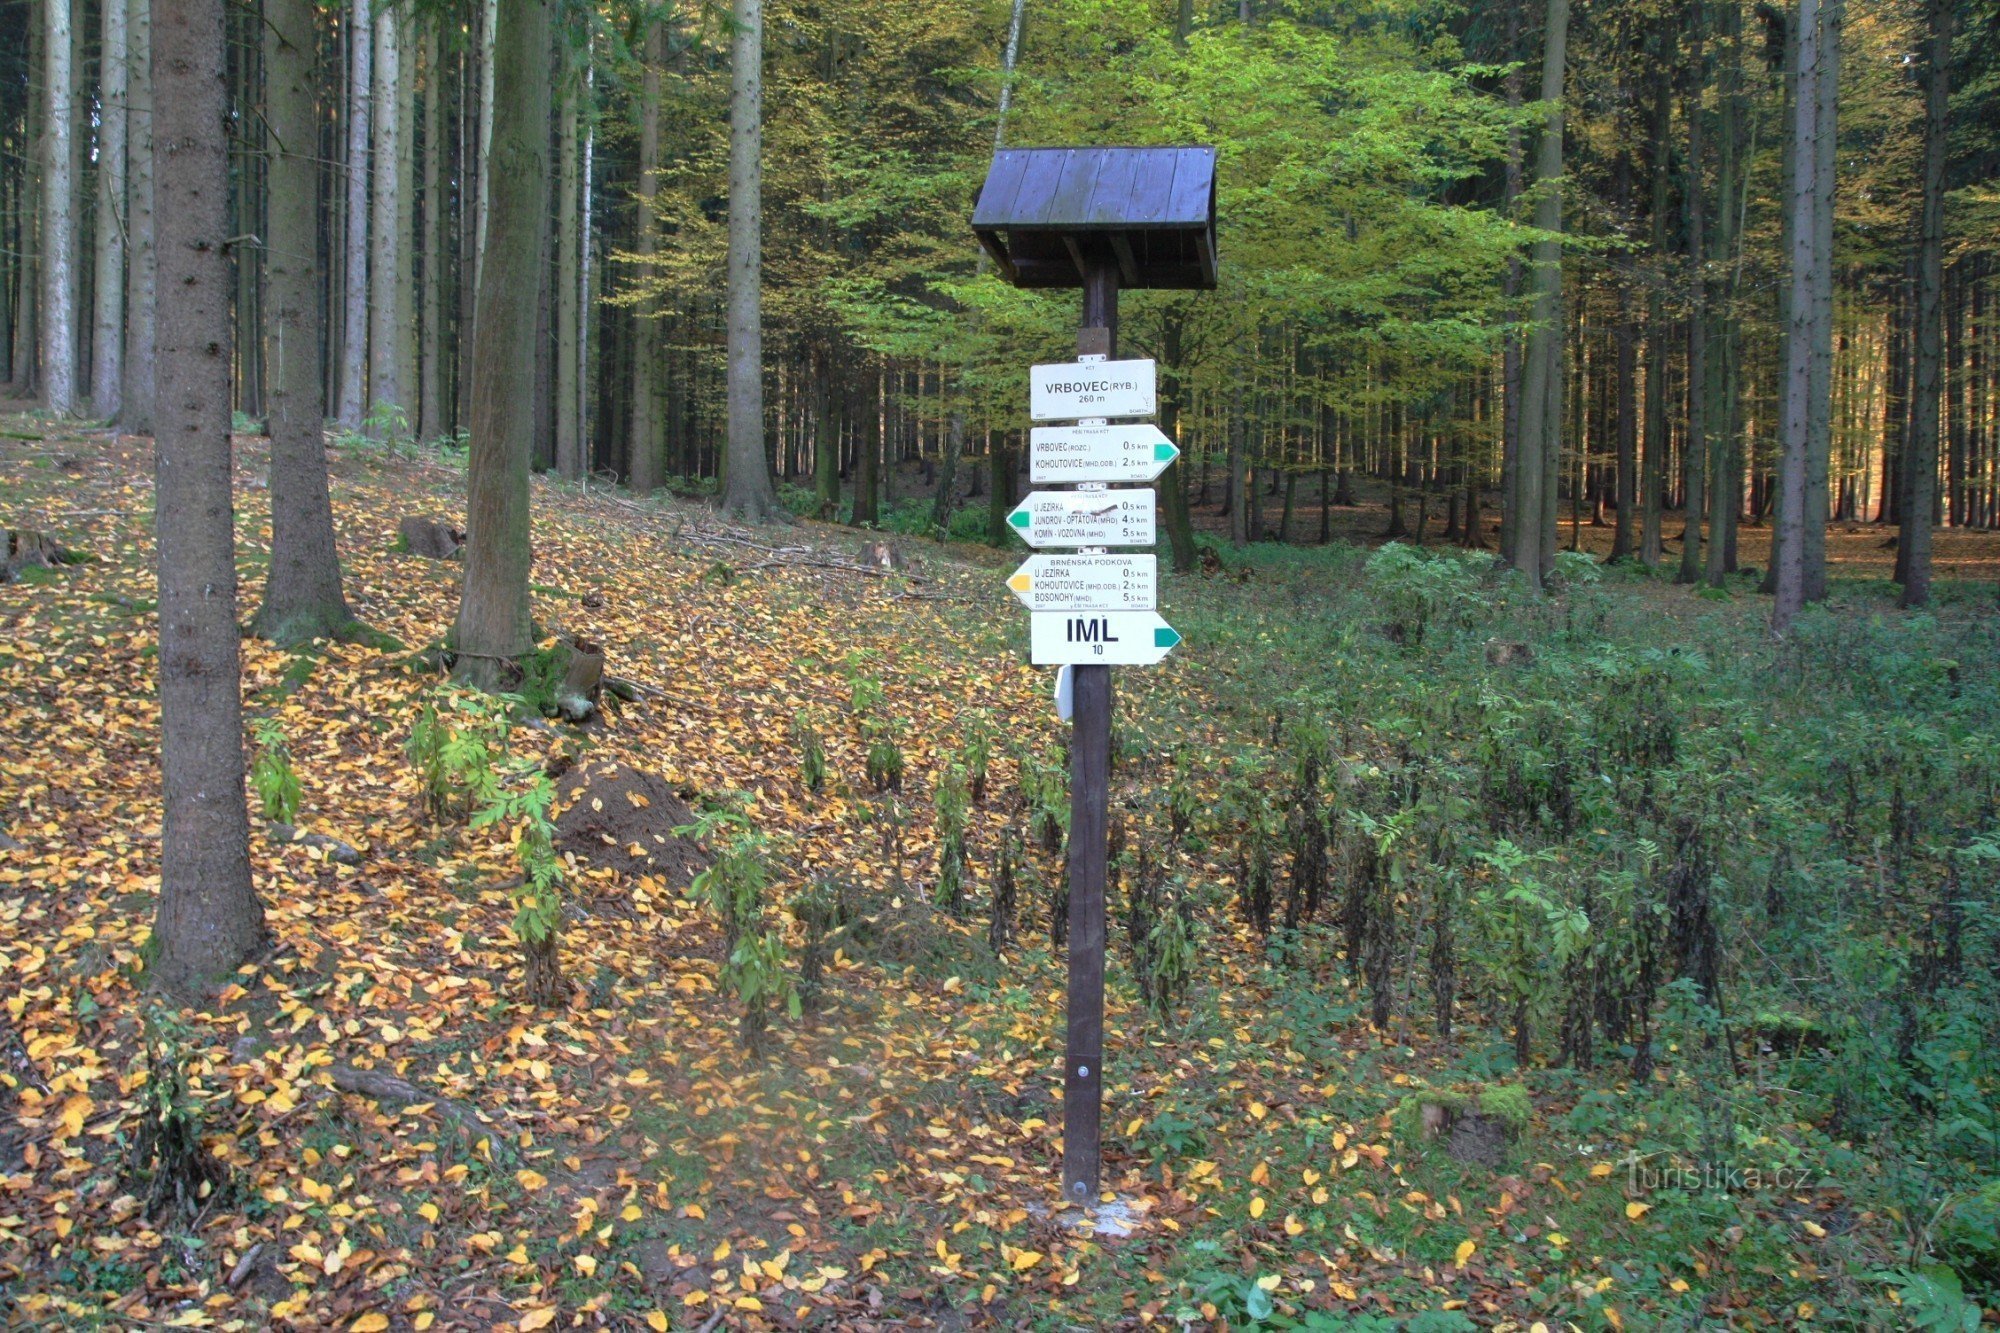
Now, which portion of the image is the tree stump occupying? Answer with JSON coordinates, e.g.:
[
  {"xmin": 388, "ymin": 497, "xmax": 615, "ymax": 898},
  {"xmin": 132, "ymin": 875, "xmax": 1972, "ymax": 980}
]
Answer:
[
  {"xmin": 554, "ymin": 636, "xmax": 605, "ymax": 723},
  {"xmin": 3, "ymin": 530, "xmax": 81, "ymax": 583},
  {"xmin": 396, "ymin": 516, "xmax": 464, "ymax": 560}
]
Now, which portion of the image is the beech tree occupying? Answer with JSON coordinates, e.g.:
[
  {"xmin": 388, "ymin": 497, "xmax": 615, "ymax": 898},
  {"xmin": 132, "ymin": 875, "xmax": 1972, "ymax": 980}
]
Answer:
[
  {"xmin": 121, "ymin": 0, "xmax": 157, "ymax": 435},
  {"xmin": 150, "ymin": 0, "xmax": 268, "ymax": 998},
  {"xmin": 91, "ymin": 0, "xmax": 128, "ymax": 421},
  {"xmin": 1900, "ymin": 0, "xmax": 1951, "ymax": 610},
  {"xmin": 338, "ymin": 0, "xmax": 372, "ymax": 429}
]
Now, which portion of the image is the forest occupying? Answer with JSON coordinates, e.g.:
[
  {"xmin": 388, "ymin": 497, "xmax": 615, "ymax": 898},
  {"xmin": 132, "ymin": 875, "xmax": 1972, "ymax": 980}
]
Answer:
[{"xmin": 2, "ymin": 0, "xmax": 2000, "ymax": 1326}]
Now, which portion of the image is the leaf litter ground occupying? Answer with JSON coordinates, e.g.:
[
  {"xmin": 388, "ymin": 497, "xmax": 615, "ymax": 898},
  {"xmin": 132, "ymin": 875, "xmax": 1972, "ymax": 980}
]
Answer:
[{"xmin": 0, "ymin": 417, "xmax": 1935, "ymax": 1329}]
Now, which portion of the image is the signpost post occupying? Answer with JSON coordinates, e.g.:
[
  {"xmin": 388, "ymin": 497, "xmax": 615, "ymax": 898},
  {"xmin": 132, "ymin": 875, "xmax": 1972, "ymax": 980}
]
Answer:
[{"xmin": 972, "ymin": 144, "xmax": 1216, "ymax": 1211}]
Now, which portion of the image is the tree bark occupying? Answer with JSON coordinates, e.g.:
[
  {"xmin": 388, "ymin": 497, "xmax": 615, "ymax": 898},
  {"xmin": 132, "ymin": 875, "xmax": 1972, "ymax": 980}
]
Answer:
[
  {"xmin": 1677, "ymin": 0, "xmax": 1708, "ymax": 585},
  {"xmin": 1900, "ymin": 0, "xmax": 1949, "ymax": 609},
  {"xmin": 42, "ymin": 0, "xmax": 77, "ymax": 415},
  {"xmin": 1640, "ymin": 42, "xmax": 1672, "ymax": 568},
  {"xmin": 628, "ymin": 23, "xmax": 661, "ymax": 492},
  {"xmin": 452, "ymin": 0, "xmax": 551, "ymax": 690},
  {"xmin": 150, "ymin": 0, "xmax": 269, "ymax": 999},
  {"xmin": 92, "ymin": 0, "xmax": 128, "ymax": 421},
  {"xmin": 254, "ymin": 0, "xmax": 355, "ymax": 645},
  {"xmin": 1772, "ymin": 0, "xmax": 1824, "ymax": 634},
  {"xmin": 120, "ymin": 0, "xmax": 156, "ymax": 432},
  {"xmin": 337, "ymin": 0, "xmax": 371, "ymax": 428},
  {"xmin": 719, "ymin": 0, "xmax": 780, "ymax": 521},
  {"xmin": 1159, "ymin": 311, "xmax": 1199, "ymax": 572},
  {"xmin": 1512, "ymin": 0, "xmax": 1570, "ymax": 592},
  {"xmin": 367, "ymin": 5, "xmax": 402, "ymax": 424},
  {"xmin": 554, "ymin": 37, "xmax": 583, "ymax": 480},
  {"xmin": 418, "ymin": 24, "xmax": 446, "ymax": 443},
  {"xmin": 1801, "ymin": 0, "xmax": 1840, "ymax": 602}
]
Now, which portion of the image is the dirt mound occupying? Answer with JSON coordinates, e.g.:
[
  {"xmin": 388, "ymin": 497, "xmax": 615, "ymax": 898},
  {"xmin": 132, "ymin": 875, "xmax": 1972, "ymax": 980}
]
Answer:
[{"xmin": 553, "ymin": 762, "xmax": 708, "ymax": 890}]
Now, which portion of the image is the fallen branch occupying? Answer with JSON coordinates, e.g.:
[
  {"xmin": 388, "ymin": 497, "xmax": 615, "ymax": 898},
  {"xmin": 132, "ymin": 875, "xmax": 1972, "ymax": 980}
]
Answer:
[
  {"xmin": 225, "ymin": 1243, "xmax": 264, "ymax": 1291},
  {"xmin": 326, "ymin": 1064, "xmax": 477, "ymax": 1132},
  {"xmin": 266, "ymin": 822, "xmax": 365, "ymax": 866}
]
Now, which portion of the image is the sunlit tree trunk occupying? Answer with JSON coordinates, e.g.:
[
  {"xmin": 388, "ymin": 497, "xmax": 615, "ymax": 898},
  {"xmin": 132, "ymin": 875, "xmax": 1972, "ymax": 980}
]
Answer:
[
  {"xmin": 1900, "ymin": 0, "xmax": 1949, "ymax": 609},
  {"xmin": 254, "ymin": 0, "xmax": 355, "ymax": 645},
  {"xmin": 452, "ymin": 0, "xmax": 551, "ymax": 690},
  {"xmin": 719, "ymin": 0, "xmax": 780, "ymax": 520},
  {"xmin": 337, "ymin": 0, "xmax": 371, "ymax": 428},
  {"xmin": 91, "ymin": 0, "xmax": 128, "ymax": 421},
  {"xmin": 151, "ymin": 0, "xmax": 268, "ymax": 999},
  {"xmin": 42, "ymin": 0, "xmax": 76, "ymax": 415}
]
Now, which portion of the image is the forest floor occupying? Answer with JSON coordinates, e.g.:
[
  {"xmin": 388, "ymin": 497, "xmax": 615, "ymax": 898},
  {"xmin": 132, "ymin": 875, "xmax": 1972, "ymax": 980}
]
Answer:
[{"xmin": 1, "ymin": 413, "xmax": 1996, "ymax": 1331}]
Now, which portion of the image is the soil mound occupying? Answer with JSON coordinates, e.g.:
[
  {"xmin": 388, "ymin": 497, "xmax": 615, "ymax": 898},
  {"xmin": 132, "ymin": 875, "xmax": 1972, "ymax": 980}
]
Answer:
[{"xmin": 554, "ymin": 762, "xmax": 707, "ymax": 890}]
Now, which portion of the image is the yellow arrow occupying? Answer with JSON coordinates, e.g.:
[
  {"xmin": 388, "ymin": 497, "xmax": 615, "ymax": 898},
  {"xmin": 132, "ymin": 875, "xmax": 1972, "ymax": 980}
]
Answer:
[{"xmin": 1008, "ymin": 573, "xmax": 1033, "ymax": 593}]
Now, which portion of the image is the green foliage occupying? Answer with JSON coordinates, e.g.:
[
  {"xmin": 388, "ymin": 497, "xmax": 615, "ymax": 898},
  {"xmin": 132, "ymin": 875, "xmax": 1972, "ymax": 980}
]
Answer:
[
  {"xmin": 724, "ymin": 928, "xmax": 799, "ymax": 1056},
  {"xmin": 690, "ymin": 827, "xmax": 770, "ymax": 952},
  {"xmin": 249, "ymin": 717, "xmax": 301, "ymax": 825},
  {"xmin": 406, "ymin": 690, "xmax": 508, "ymax": 823},
  {"xmin": 1018, "ymin": 749, "xmax": 1068, "ymax": 853},
  {"xmin": 123, "ymin": 1008, "xmax": 232, "ymax": 1222},
  {"xmin": 865, "ymin": 735, "xmax": 905, "ymax": 793},
  {"xmin": 792, "ymin": 880, "xmax": 846, "ymax": 1015},
  {"xmin": 1363, "ymin": 543, "xmax": 1493, "ymax": 649},
  {"xmin": 793, "ymin": 712, "xmax": 827, "ymax": 795},
  {"xmin": 931, "ymin": 768, "xmax": 970, "ymax": 916}
]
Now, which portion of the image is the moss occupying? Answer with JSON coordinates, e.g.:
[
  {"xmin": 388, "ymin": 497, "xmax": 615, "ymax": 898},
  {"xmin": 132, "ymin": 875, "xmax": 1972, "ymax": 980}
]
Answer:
[{"xmin": 1394, "ymin": 1082, "xmax": 1531, "ymax": 1145}]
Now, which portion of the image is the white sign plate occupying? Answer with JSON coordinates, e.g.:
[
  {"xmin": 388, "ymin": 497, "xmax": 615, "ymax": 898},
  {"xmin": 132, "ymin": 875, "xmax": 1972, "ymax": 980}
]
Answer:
[
  {"xmin": 1031, "ymin": 611, "xmax": 1182, "ymax": 666},
  {"xmin": 1006, "ymin": 490, "xmax": 1156, "ymax": 548},
  {"xmin": 1008, "ymin": 554, "xmax": 1157, "ymax": 612},
  {"xmin": 1029, "ymin": 424, "xmax": 1180, "ymax": 484},
  {"xmin": 1029, "ymin": 359, "xmax": 1157, "ymax": 422}
]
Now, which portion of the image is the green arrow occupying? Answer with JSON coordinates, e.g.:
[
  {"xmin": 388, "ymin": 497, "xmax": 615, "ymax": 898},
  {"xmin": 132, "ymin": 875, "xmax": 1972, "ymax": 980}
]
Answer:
[
  {"xmin": 1154, "ymin": 442, "xmax": 1180, "ymax": 463},
  {"xmin": 1008, "ymin": 509, "xmax": 1031, "ymax": 529},
  {"xmin": 1153, "ymin": 626, "xmax": 1181, "ymax": 649}
]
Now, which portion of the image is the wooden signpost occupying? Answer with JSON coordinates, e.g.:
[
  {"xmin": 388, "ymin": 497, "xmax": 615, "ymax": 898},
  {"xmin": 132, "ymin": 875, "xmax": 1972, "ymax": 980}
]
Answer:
[{"xmin": 972, "ymin": 145, "xmax": 1217, "ymax": 1208}]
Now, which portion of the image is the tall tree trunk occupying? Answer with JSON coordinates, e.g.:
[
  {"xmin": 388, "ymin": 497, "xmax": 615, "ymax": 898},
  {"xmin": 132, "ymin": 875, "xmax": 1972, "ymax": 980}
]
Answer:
[
  {"xmin": 1772, "ymin": 0, "xmax": 1825, "ymax": 634},
  {"xmin": 1159, "ymin": 311, "xmax": 1199, "ymax": 572},
  {"xmin": 474, "ymin": 0, "xmax": 496, "ymax": 276},
  {"xmin": 150, "ymin": 0, "xmax": 268, "ymax": 999},
  {"xmin": 91, "ymin": 0, "xmax": 128, "ymax": 420},
  {"xmin": 719, "ymin": 0, "xmax": 779, "ymax": 520},
  {"xmin": 254, "ymin": 0, "xmax": 354, "ymax": 645},
  {"xmin": 1227, "ymin": 384, "xmax": 1248, "ymax": 548},
  {"xmin": 1498, "ymin": 0, "xmax": 1524, "ymax": 565},
  {"xmin": 337, "ymin": 0, "xmax": 371, "ymax": 427},
  {"xmin": 452, "ymin": 0, "xmax": 551, "ymax": 689},
  {"xmin": 120, "ymin": 0, "xmax": 155, "ymax": 432},
  {"xmin": 1641, "ymin": 43, "xmax": 1672, "ymax": 567},
  {"xmin": 1704, "ymin": 0, "xmax": 1745, "ymax": 588},
  {"xmin": 628, "ymin": 24, "xmax": 661, "ymax": 492},
  {"xmin": 368, "ymin": 5, "xmax": 402, "ymax": 424},
  {"xmin": 42, "ymin": 0, "xmax": 77, "ymax": 415},
  {"xmin": 418, "ymin": 24, "xmax": 446, "ymax": 443},
  {"xmin": 1900, "ymin": 0, "xmax": 1948, "ymax": 609},
  {"xmin": 1677, "ymin": 0, "xmax": 1708, "ymax": 585},
  {"xmin": 1513, "ymin": 0, "xmax": 1570, "ymax": 591},
  {"xmin": 1801, "ymin": 0, "xmax": 1840, "ymax": 602},
  {"xmin": 850, "ymin": 369, "xmax": 879, "ymax": 525},
  {"xmin": 554, "ymin": 38, "xmax": 583, "ymax": 480},
  {"xmin": 12, "ymin": 6, "xmax": 40, "ymax": 394},
  {"xmin": 813, "ymin": 343, "xmax": 839, "ymax": 516}
]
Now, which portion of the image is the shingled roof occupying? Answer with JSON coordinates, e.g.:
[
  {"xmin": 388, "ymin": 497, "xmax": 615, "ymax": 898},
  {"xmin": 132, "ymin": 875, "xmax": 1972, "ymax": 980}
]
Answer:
[{"xmin": 971, "ymin": 146, "xmax": 1218, "ymax": 291}]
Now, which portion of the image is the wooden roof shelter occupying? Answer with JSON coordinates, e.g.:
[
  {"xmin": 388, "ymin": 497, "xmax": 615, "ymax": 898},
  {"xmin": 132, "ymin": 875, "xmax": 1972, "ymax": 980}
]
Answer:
[{"xmin": 972, "ymin": 146, "xmax": 1218, "ymax": 291}]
